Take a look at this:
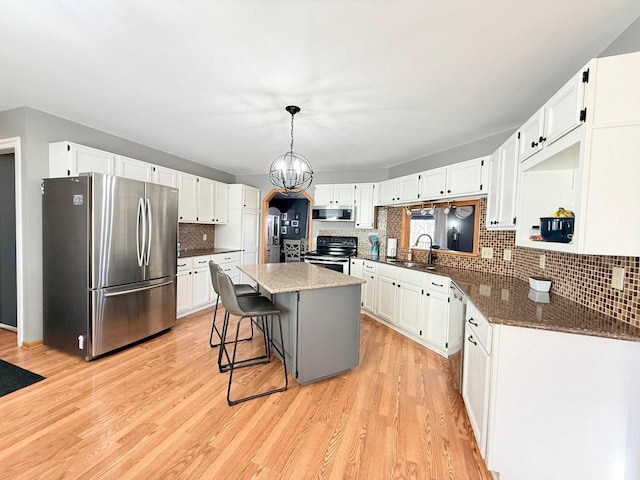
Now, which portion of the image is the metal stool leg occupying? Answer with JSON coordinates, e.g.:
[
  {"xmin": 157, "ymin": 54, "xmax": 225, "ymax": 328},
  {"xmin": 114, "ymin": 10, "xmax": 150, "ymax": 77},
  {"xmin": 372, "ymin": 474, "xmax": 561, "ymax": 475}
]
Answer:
[
  {"xmin": 227, "ymin": 313, "xmax": 288, "ymax": 406},
  {"xmin": 210, "ymin": 294, "xmax": 257, "ymax": 348},
  {"xmin": 218, "ymin": 313, "xmax": 270, "ymax": 374}
]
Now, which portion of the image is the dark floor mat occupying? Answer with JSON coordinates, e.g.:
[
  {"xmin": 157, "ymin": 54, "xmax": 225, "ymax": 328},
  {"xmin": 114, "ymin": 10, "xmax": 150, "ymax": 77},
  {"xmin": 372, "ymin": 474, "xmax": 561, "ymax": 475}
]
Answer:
[{"xmin": 0, "ymin": 359, "xmax": 45, "ymax": 398}]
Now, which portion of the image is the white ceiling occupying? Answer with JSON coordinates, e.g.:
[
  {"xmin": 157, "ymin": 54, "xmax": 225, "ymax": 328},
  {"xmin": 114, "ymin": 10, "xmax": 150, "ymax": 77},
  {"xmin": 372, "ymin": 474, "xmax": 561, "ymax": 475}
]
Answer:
[{"xmin": 1, "ymin": 1, "xmax": 638, "ymax": 176}]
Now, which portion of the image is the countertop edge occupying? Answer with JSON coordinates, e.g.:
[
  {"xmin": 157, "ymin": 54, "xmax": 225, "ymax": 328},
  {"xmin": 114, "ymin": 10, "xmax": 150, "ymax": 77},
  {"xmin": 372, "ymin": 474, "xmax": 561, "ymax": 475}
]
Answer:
[{"xmin": 356, "ymin": 255, "xmax": 640, "ymax": 343}]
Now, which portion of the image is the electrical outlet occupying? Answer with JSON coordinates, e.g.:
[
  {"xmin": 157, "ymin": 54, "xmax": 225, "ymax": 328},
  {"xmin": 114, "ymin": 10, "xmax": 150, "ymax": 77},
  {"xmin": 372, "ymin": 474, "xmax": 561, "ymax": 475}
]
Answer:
[
  {"xmin": 539, "ymin": 254, "xmax": 546, "ymax": 269},
  {"xmin": 479, "ymin": 284, "xmax": 492, "ymax": 297},
  {"xmin": 612, "ymin": 267, "xmax": 625, "ymax": 290},
  {"xmin": 481, "ymin": 247, "xmax": 494, "ymax": 259},
  {"xmin": 202, "ymin": 233, "xmax": 207, "ymax": 241},
  {"xmin": 503, "ymin": 249, "xmax": 512, "ymax": 261},
  {"xmin": 501, "ymin": 288, "xmax": 510, "ymax": 301}
]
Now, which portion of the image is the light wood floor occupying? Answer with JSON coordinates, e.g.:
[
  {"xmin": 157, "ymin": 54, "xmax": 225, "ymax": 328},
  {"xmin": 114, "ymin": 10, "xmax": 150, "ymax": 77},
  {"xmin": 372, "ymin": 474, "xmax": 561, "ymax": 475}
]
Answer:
[{"xmin": 0, "ymin": 309, "xmax": 491, "ymax": 480}]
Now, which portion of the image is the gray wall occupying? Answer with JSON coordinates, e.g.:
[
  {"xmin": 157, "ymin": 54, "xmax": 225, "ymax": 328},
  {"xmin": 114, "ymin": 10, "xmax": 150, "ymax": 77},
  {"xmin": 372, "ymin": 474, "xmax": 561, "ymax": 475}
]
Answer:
[
  {"xmin": 599, "ymin": 15, "xmax": 640, "ymax": 57},
  {"xmin": 236, "ymin": 168, "xmax": 389, "ymax": 199},
  {"xmin": 388, "ymin": 129, "xmax": 513, "ymax": 178},
  {"xmin": 0, "ymin": 106, "xmax": 235, "ymax": 343},
  {"xmin": 0, "ymin": 154, "xmax": 17, "ymax": 328}
]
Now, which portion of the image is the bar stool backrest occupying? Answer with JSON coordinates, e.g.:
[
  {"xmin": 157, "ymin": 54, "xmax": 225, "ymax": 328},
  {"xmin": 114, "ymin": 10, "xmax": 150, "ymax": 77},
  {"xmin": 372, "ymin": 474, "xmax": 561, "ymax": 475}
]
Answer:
[
  {"xmin": 209, "ymin": 261, "xmax": 223, "ymax": 295},
  {"xmin": 216, "ymin": 270, "xmax": 244, "ymax": 316}
]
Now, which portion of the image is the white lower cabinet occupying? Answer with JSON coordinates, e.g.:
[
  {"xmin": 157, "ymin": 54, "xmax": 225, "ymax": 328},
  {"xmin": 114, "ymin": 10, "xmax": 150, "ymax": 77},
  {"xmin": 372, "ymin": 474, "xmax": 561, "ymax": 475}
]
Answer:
[
  {"xmin": 361, "ymin": 261, "xmax": 452, "ymax": 358},
  {"xmin": 375, "ymin": 264, "xmax": 399, "ymax": 324},
  {"xmin": 361, "ymin": 261, "xmax": 377, "ymax": 311},
  {"xmin": 462, "ymin": 302, "xmax": 492, "ymax": 458},
  {"xmin": 176, "ymin": 270, "xmax": 193, "ymax": 316},
  {"xmin": 461, "ymin": 300, "xmax": 640, "ymax": 479},
  {"xmin": 396, "ymin": 268, "xmax": 424, "ymax": 336},
  {"xmin": 176, "ymin": 252, "xmax": 241, "ymax": 318}
]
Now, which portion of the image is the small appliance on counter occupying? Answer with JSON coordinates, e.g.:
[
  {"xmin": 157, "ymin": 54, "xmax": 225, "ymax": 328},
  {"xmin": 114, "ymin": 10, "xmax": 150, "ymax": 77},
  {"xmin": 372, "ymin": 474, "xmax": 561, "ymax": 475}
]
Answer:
[{"xmin": 386, "ymin": 238, "xmax": 397, "ymax": 259}]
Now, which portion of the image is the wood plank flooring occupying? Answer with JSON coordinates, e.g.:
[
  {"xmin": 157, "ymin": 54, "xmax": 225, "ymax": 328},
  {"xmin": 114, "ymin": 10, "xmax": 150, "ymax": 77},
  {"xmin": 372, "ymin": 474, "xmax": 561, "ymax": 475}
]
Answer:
[{"xmin": 0, "ymin": 309, "xmax": 491, "ymax": 479}]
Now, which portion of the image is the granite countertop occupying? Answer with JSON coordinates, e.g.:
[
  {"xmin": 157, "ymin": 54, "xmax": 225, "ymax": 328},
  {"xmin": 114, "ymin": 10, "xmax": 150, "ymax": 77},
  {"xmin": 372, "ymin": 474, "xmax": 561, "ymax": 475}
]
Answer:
[
  {"xmin": 358, "ymin": 255, "xmax": 640, "ymax": 343},
  {"xmin": 178, "ymin": 247, "xmax": 241, "ymax": 258},
  {"xmin": 238, "ymin": 263, "xmax": 365, "ymax": 294}
]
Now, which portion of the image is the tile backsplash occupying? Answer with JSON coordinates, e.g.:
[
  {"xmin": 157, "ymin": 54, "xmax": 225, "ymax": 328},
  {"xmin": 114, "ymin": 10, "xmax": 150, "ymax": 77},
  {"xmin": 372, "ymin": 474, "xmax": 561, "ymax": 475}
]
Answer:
[
  {"xmin": 383, "ymin": 198, "xmax": 639, "ymax": 328},
  {"xmin": 178, "ymin": 223, "xmax": 215, "ymax": 252}
]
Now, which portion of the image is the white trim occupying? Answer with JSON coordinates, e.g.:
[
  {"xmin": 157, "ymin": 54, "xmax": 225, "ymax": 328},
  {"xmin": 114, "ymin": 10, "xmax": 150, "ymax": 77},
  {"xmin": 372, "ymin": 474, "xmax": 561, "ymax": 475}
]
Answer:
[
  {"xmin": 0, "ymin": 137, "xmax": 24, "ymax": 347},
  {"xmin": 0, "ymin": 324, "xmax": 18, "ymax": 333}
]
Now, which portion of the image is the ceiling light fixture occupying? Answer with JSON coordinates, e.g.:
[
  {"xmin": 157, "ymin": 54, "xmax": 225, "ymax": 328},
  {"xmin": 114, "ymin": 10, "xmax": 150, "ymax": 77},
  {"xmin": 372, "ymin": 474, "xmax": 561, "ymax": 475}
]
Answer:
[{"xmin": 269, "ymin": 105, "xmax": 313, "ymax": 195}]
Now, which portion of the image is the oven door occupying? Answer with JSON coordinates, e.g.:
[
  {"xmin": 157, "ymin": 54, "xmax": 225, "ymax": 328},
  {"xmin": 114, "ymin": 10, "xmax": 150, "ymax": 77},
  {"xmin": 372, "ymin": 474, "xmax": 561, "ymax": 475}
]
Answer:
[{"xmin": 304, "ymin": 258, "xmax": 349, "ymax": 274}]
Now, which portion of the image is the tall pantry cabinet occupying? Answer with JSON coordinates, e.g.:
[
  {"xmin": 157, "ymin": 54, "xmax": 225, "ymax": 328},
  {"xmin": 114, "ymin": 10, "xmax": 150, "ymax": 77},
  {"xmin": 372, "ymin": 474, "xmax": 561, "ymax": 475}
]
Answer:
[{"xmin": 215, "ymin": 184, "xmax": 261, "ymax": 285}]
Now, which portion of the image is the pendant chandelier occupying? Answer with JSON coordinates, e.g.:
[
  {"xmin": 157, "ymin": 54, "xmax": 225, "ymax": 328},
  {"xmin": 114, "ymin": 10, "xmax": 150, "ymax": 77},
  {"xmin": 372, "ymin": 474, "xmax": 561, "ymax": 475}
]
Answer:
[{"xmin": 269, "ymin": 105, "xmax": 313, "ymax": 195}]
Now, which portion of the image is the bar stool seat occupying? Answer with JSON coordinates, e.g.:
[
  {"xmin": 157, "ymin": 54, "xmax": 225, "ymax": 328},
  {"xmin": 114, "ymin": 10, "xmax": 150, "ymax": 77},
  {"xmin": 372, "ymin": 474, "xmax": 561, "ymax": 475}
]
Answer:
[
  {"xmin": 208, "ymin": 261, "xmax": 260, "ymax": 350},
  {"xmin": 216, "ymin": 270, "xmax": 288, "ymax": 406}
]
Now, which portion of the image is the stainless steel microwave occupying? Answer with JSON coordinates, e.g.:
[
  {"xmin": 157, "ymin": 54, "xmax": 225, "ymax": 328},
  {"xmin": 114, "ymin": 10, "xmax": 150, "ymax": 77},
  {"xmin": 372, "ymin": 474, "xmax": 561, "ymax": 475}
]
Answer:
[{"xmin": 312, "ymin": 207, "xmax": 354, "ymax": 221}]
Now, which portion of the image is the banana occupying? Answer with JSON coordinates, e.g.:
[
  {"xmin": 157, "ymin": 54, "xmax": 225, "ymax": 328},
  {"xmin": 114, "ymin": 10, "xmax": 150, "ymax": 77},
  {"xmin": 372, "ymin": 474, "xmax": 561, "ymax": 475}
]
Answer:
[{"xmin": 551, "ymin": 207, "xmax": 575, "ymax": 218}]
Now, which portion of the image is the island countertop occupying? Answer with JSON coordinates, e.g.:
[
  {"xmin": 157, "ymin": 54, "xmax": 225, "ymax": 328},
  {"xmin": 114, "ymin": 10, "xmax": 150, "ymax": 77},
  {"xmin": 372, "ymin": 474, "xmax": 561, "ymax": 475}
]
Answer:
[{"xmin": 238, "ymin": 263, "xmax": 364, "ymax": 294}]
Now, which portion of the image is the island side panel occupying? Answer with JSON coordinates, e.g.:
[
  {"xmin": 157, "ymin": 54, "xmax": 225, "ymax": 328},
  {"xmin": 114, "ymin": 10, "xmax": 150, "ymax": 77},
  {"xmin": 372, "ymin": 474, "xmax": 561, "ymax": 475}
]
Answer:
[
  {"xmin": 265, "ymin": 289, "xmax": 298, "ymax": 377},
  {"xmin": 296, "ymin": 284, "xmax": 361, "ymax": 385}
]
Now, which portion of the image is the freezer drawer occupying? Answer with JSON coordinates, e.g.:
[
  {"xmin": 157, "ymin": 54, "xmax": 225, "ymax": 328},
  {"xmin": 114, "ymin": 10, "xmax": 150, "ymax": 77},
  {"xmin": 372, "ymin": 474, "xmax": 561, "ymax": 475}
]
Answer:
[{"xmin": 90, "ymin": 279, "xmax": 176, "ymax": 359}]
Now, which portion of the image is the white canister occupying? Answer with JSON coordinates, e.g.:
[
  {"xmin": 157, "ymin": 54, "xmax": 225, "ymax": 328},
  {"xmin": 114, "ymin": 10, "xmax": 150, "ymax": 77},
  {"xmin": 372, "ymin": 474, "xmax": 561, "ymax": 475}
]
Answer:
[{"xmin": 386, "ymin": 238, "xmax": 398, "ymax": 258}]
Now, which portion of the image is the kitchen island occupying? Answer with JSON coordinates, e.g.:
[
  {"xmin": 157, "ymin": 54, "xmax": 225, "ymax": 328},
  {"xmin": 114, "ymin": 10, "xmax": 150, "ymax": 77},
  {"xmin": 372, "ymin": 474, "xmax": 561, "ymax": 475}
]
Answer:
[{"xmin": 238, "ymin": 263, "xmax": 364, "ymax": 385}]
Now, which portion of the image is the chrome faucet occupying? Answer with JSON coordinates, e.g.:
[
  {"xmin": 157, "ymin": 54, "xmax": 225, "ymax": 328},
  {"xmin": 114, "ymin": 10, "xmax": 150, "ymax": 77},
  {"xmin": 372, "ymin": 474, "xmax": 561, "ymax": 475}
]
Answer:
[{"xmin": 413, "ymin": 233, "xmax": 434, "ymax": 265}]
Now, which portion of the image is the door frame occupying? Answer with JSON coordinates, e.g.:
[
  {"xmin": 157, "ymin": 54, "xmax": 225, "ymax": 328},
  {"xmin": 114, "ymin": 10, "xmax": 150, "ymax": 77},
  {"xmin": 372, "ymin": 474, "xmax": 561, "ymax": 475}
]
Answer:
[
  {"xmin": 260, "ymin": 189, "xmax": 313, "ymax": 263},
  {"xmin": 0, "ymin": 137, "xmax": 23, "ymax": 345}
]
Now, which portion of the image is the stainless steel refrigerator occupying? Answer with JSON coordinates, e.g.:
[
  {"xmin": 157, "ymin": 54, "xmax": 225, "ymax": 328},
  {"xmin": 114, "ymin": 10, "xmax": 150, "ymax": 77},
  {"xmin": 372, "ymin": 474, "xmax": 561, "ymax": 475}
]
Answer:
[{"xmin": 42, "ymin": 173, "xmax": 178, "ymax": 360}]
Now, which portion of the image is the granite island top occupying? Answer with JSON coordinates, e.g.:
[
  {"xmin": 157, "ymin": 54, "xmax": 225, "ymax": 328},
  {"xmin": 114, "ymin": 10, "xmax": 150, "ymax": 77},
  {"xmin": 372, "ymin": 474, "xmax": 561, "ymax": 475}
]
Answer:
[
  {"xmin": 177, "ymin": 247, "xmax": 241, "ymax": 258},
  {"xmin": 239, "ymin": 263, "xmax": 364, "ymax": 294},
  {"xmin": 358, "ymin": 255, "xmax": 640, "ymax": 343}
]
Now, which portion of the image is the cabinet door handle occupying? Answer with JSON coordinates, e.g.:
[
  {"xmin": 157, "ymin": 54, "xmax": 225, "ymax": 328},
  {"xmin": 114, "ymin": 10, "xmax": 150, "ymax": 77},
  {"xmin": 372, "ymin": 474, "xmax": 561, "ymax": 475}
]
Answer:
[
  {"xmin": 397, "ymin": 284, "xmax": 401, "ymax": 288},
  {"xmin": 392, "ymin": 282, "xmax": 396, "ymax": 286},
  {"xmin": 468, "ymin": 335, "xmax": 477, "ymax": 346},
  {"xmin": 468, "ymin": 318, "xmax": 478, "ymax": 327},
  {"xmin": 447, "ymin": 190, "xmax": 451, "ymax": 193},
  {"xmin": 531, "ymin": 141, "xmax": 539, "ymax": 148},
  {"xmin": 539, "ymin": 136, "xmax": 546, "ymax": 142}
]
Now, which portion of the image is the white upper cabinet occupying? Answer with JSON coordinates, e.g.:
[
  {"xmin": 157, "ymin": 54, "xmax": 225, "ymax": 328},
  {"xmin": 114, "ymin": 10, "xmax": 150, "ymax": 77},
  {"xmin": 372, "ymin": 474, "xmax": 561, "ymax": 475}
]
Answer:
[
  {"xmin": 445, "ymin": 157, "xmax": 487, "ymax": 197},
  {"xmin": 515, "ymin": 52, "xmax": 640, "ymax": 256},
  {"xmin": 518, "ymin": 65, "xmax": 588, "ymax": 162},
  {"xmin": 396, "ymin": 174, "xmax": 421, "ymax": 203},
  {"xmin": 354, "ymin": 183, "xmax": 376, "ymax": 229},
  {"xmin": 486, "ymin": 132, "xmax": 519, "ymax": 230},
  {"xmin": 178, "ymin": 173, "xmax": 198, "ymax": 222},
  {"xmin": 152, "ymin": 165, "xmax": 178, "ymax": 188},
  {"xmin": 313, "ymin": 184, "xmax": 355, "ymax": 206},
  {"xmin": 241, "ymin": 184, "xmax": 260, "ymax": 210},
  {"xmin": 376, "ymin": 174, "xmax": 420, "ymax": 205},
  {"xmin": 215, "ymin": 181, "xmax": 229, "ymax": 223},
  {"xmin": 49, "ymin": 141, "xmax": 116, "ymax": 178},
  {"xmin": 376, "ymin": 157, "xmax": 487, "ymax": 206},
  {"xmin": 116, "ymin": 155, "xmax": 153, "ymax": 182},
  {"xmin": 419, "ymin": 167, "xmax": 447, "ymax": 200},
  {"xmin": 197, "ymin": 178, "xmax": 216, "ymax": 223}
]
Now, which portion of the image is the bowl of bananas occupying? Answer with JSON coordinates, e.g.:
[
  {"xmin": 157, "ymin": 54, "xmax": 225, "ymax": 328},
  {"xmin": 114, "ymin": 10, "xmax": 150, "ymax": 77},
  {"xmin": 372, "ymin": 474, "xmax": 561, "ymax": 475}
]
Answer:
[{"xmin": 540, "ymin": 208, "xmax": 575, "ymax": 243}]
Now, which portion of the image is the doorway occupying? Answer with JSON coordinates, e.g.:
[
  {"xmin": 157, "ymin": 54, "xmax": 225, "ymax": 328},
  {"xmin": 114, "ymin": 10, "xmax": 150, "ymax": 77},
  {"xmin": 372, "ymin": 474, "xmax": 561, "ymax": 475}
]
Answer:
[
  {"xmin": 0, "ymin": 137, "xmax": 23, "ymax": 346},
  {"xmin": 0, "ymin": 153, "xmax": 17, "ymax": 331},
  {"xmin": 261, "ymin": 189, "xmax": 313, "ymax": 263}
]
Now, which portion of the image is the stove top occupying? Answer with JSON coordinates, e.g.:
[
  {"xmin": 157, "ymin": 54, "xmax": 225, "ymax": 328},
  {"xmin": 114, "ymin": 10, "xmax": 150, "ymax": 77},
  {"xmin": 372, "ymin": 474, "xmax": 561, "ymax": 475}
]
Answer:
[{"xmin": 305, "ymin": 235, "xmax": 358, "ymax": 259}]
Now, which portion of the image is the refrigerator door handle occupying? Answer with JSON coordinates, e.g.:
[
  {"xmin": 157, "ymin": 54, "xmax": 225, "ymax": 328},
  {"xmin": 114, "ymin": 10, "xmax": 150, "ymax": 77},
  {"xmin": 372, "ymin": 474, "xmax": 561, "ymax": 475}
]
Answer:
[
  {"xmin": 145, "ymin": 198, "xmax": 153, "ymax": 266},
  {"xmin": 136, "ymin": 198, "xmax": 145, "ymax": 267},
  {"xmin": 103, "ymin": 280, "xmax": 174, "ymax": 297}
]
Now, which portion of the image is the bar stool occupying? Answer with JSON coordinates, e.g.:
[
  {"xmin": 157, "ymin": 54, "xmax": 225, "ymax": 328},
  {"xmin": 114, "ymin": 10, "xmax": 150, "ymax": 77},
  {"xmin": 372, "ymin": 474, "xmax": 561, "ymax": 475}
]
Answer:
[
  {"xmin": 208, "ymin": 261, "xmax": 259, "ymax": 350},
  {"xmin": 216, "ymin": 270, "xmax": 288, "ymax": 406}
]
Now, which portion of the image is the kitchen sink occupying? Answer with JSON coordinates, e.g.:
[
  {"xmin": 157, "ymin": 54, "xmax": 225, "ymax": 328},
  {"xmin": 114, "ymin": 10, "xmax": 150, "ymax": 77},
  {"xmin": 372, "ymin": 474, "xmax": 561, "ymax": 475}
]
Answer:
[{"xmin": 394, "ymin": 261, "xmax": 437, "ymax": 271}]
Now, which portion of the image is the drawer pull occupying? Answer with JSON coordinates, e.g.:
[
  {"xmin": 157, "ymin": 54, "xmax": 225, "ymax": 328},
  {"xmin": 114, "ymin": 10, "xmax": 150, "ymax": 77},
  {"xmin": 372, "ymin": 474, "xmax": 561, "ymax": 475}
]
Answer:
[
  {"xmin": 198, "ymin": 260, "xmax": 207, "ymax": 264},
  {"xmin": 467, "ymin": 335, "xmax": 477, "ymax": 346},
  {"xmin": 178, "ymin": 263, "xmax": 187, "ymax": 267},
  {"xmin": 432, "ymin": 282, "xmax": 444, "ymax": 287},
  {"xmin": 468, "ymin": 318, "xmax": 478, "ymax": 327},
  {"xmin": 224, "ymin": 257, "xmax": 231, "ymax": 260}
]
